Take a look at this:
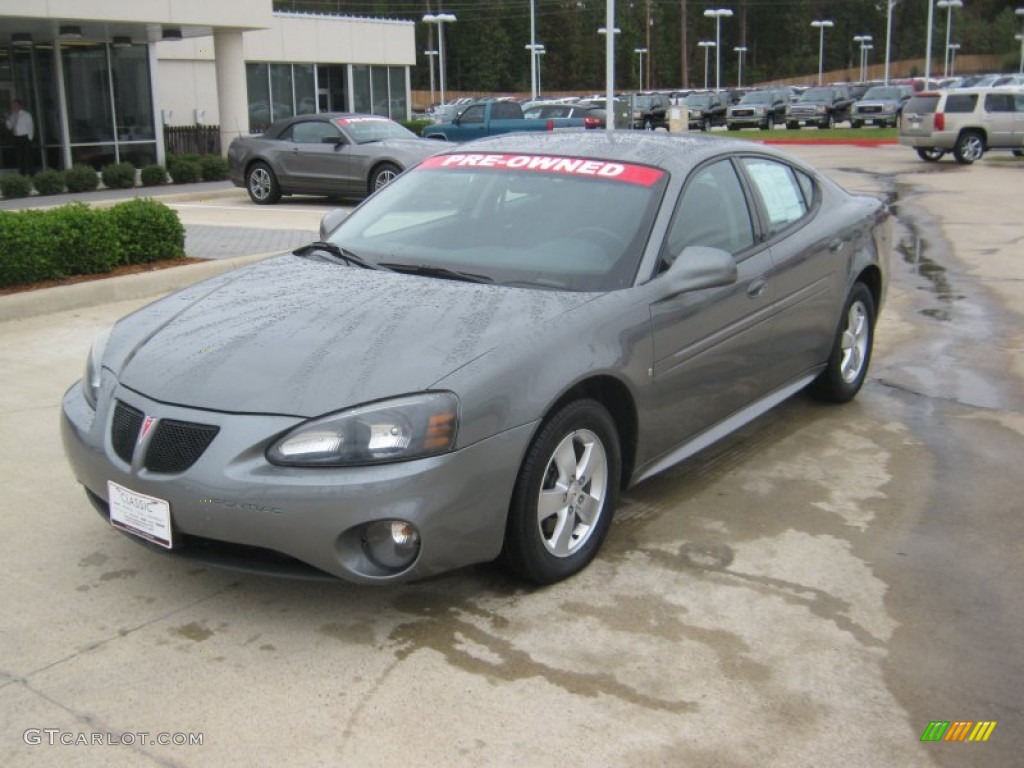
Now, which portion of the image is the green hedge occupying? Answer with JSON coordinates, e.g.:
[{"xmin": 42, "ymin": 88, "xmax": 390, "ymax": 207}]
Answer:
[
  {"xmin": 399, "ymin": 119, "xmax": 434, "ymax": 137},
  {"xmin": 65, "ymin": 164, "xmax": 100, "ymax": 193},
  {"xmin": 33, "ymin": 169, "xmax": 65, "ymax": 196},
  {"xmin": 101, "ymin": 162, "xmax": 137, "ymax": 189},
  {"xmin": 0, "ymin": 174, "xmax": 32, "ymax": 199},
  {"xmin": 0, "ymin": 199, "xmax": 186, "ymax": 288},
  {"xmin": 140, "ymin": 164, "xmax": 168, "ymax": 187}
]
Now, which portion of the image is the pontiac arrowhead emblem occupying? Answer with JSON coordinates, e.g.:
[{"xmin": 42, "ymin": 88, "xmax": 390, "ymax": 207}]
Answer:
[{"xmin": 138, "ymin": 415, "xmax": 156, "ymax": 444}]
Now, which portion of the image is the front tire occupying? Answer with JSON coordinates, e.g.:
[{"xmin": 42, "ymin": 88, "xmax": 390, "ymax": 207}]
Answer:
[
  {"xmin": 851, "ymin": 120, "xmax": 862, "ymax": 129},
  {"xmin": 701, "ymin": 117, "xmax": 711, "ymax": 132},
  {"xmin": 809, "ymin": 283, "xmax": 876, "ymax": 403},
  {"xmin": 247, "ymin": 162, "xmax": 281, "ymax": 205},
  {"xmin": 786, "ymin": 121, "xmax": 800, "ymax": 130},
  {"xmin": 500, "ymin": 400, "xmax": 621, "ymax": 585},
  {"xmin": 819, "ymin": 114, "xmax": 834, "ymax": 130},
  {"xmin": 369, "ymin": 162, "xmax": 401, "ymax": 194},
  {"xmin": 953, "ymin": 131, "xmax": 984, "ymax": 164}
]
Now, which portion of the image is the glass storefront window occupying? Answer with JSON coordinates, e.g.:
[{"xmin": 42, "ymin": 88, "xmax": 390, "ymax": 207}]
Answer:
[
  {"xmin": 63, "ymin": 45, "xmax": 114, "ymax": 144},
  {"xmin": 112, "ymin": 44, "xmax": 155, "ymax": 141},
  {"xmin": 294, "ymin": 64, "xmax": 315, "ymax": 115},
  {"xmin": 388, "ymin": 67, "xmax": 407, "ymax": 120},
  {"xmin": 352, "ymin": 65, "xmax": 370, "ymax": 114},
  {"xmin": 269, "ymin": 63, "xmax": 293, "ymax": 122},
  {"xmin": 247, "ymin": 63, "xmax": 271, "ymax": 132}
]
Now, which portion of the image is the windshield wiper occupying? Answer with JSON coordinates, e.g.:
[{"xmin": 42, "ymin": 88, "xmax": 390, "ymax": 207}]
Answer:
[
  {"xmin": 378, "ymin": 263, "xmax": 494, "ymax": 284},
  {"xmin": 295, "ymin": 241, "xmax": 382, "ymax": 270}
]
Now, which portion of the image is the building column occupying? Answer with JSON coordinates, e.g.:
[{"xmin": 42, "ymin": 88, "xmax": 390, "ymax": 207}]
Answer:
[{"xmin": 213, "ymin": 29, "xmax": 249, "ymax": 155}]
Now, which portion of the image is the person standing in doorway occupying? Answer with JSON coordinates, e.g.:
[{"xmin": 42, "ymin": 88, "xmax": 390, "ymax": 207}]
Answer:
[{"xmin": 5, "ymin": 99, "xmax": 35, "ymax": 176}]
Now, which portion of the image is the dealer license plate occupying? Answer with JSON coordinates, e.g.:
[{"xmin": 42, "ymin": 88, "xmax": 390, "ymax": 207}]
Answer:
[
  {"xmin": 108, "ymin": 481, "xmax": 173, "ymax": 549},
  {"xmin": 865, "ymin": 119, "xmax": 875, "ymax": 125}
]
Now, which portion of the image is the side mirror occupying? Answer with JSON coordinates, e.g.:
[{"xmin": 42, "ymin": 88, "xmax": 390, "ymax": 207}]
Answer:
[
  {"xmin": 319, "ymin": 208, "xmax": 349, "ymax": 240},
  {"xmin": 661, "ymin": 246, "xmax": 738, "ymax": 298}
]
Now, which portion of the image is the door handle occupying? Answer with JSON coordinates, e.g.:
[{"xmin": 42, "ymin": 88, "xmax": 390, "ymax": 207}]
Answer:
[
  {"xmin": 746, "ymin": 278, "xmax": 768, "ymax": 298},
  {"xmin": 828, "ymin": 238, "xmax": 844, "ymax": 253}
]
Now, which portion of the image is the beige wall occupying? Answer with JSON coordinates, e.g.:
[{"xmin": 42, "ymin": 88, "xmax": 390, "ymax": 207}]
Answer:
[
  {"xmin": 0, "ymin": 0, "xmax": 272, "ymax": 28},
  {"xmin": 242, "ymin": 15, "xmax": 415, "ymax": 66},
  {"xmin": 158, "ymin": 60, "xmax": 219, "ymax": 126}
]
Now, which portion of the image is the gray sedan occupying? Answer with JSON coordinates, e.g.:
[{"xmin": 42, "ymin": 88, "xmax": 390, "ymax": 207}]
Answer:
[
  {"xmin": 62, "ymin": 132, "xmax": 890, "ymax": 585},
  {"xmin": 227, "ymin": 113, "xmax": 446, "ymax": 204}
]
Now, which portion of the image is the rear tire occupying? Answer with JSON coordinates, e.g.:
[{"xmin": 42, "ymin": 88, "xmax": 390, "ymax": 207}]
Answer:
[
  {"xmin": 500, "ymin": 400, "xmax": 621, "ymax": 585},
  {"xmin": 916, "ymin": 147, "xmax": 944, "ymax": 162},
  {"xmin": 953, "ymin": 131, "xmax": 984, "ymax": 165},
  {"xmin": 809, "ymin": 283, "xmax": 875, "ymax": 404}
]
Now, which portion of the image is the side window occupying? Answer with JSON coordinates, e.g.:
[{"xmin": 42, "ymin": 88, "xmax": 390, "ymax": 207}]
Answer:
[
  {"xmin": 291, "ymin": 121, "xmax": 340, "ymax": 144},
  {"xmin": 492, "ymin": 102, "xmax": 520, "ymax": 119},
  {"xmin": 741, "ymin": 157, "xmax": 810, "ymax": 238},
  {"xmin": 1016, "ymin": 95, "xmax": 1024, "ymax": 113},
  {"xmin": 460, "ymin": 105, "xmax": 485, "ymax": 123},
  {"xmin": 945, "ymin": 94, "xmax": 978, "ymax": 113},
  {"xmin": 984, "ymin": 94, "xmax": 1013, "ymax": 113},
  {"xmin": 794, "ymin": 168, "xmax": 815, "ymax": 208},
  {"xmin": 662, "ymin": 159, "xmax": 755, "ymax": 269}
]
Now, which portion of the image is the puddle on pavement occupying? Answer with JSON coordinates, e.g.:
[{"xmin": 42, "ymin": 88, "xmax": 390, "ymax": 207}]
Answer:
[{"xmin": 894, "ymin": 227, "xmax": 963, "ymax": 322}]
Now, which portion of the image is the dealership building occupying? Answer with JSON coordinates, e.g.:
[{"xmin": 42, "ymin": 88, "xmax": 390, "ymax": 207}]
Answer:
[{"xmin": 0, "ymin": 0, "xmax": 415, "ymax": 174}]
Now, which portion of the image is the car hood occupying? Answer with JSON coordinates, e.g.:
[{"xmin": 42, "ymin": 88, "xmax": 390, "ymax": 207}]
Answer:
[
  {"xmin": 366, "ymin": 138, "xmax": 449, "ymax": 157},
  {"xmin": 107, "ymin": 255, "xmax": 597, "ymax": 417}
]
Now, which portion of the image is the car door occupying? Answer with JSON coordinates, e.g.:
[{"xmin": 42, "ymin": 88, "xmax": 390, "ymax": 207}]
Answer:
[
  {"xmin": 738, "ymin": 156, "xmax": 841, "ymax": 385},
  {"xmin": 983, "ymin": 93, "xmax": 1016, "ymax": 148},
  {"xmin": 275, "ymin": 119, "xmax": 358, "ymax": 194},
  {"xmin": 644, "ymin": 158, "xmax": 776, "ymax": 462},
  {"xmin": 1014, "ymin": 93, "xmax": 1024, "ymax": 145}
]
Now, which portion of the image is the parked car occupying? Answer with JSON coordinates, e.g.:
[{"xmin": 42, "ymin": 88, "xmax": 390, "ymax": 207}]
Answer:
[
  {"xmin": 228, "ymin": 113, "xmax": 447, "ymax": 204},
  {"xmin": 684, "ymin": 91, "xmax": 730, "ymax": 131},
  {"xmin": 576, "ymin": 97, "xmax": 632, "ymax": 129},
  {"xmin": 422, "ymin": 100, "xmax": 586, "ymax": 141},
  {"xmin": 850, "ymin": 85, "xmax": 914, "ymax": 128},
  {"xmin": 785, "ymin": 85, "xmax": 854, "ymax": 129},
  {"xmin": 62, "ymin": 132, "xmax": 890, "ymax": 586},
  {"xmin": 726, "ymin": 89, "xmax": 789, "ymax": 131},
  {"xmin": 899, "ymin": 87, "xmax": 1024, "ymax": 164},
  {"xmin": 630, "ymin": 93, "xmax": 672, "ymax": 130},
  {"xmin": 523, "ymin": 103, "xmax": 603, "ymax": 129}
]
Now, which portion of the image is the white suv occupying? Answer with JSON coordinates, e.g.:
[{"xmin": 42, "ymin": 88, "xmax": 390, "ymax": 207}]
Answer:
[{"xmin": 898, "ymin": 87, "xmax": 1024, "ymax": 164}]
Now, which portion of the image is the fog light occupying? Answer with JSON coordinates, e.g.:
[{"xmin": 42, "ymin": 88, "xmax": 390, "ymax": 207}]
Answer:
[{"xmin": 362, "ymin": 520, "xmax": 420, "ymax": 571}]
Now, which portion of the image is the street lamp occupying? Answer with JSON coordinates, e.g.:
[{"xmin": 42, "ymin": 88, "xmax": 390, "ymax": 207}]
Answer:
[
  {"xmin": 634, "ymin": 47, "xmax": 648, "ymax": 90},
  {"xmin": 853, "ymin": 34, "xmax": 873, "ymax": 82},
  {"xmin": 947, "ymin": 43, "xmax": 960, "ymax": 76},
  {"xmin": 936, "ymin": 0, "xmax": 963, "ymax": 79},
  {"xmin": 698, "ymin": 41, "xmax": 716, "ymax": 91},
  {"xmin": 598, "ymin": 9, "xmax": 621, "ymax": 134},
  {"xmin": 884, "ymin": 0, "xmax": 897, "ymax": 85},
  {"xmin": 422, "ymin": 12, "xmax": 457, "ymax": 106},
  {"xmin": 1017, "ymin": 8, "xmax": 1024, "ymax": 74},
  {"xmin": 734, "ymin": 45, "xmax": 747, "ymax": 88},
  {"xmin": 423, "ymin": 50, "xmax": 438, "ymax": 107},
  {"xmin": 810, "ymin": 20, "xmax": 834, "ymax": 86},
  {"xmin": 862, "ymin": 44, "xmax": 874, "ymax": 80},
  {"xmin": 525, "ymin": 44, "xmax": 547, "ymax": 98},
  {"xmin": 703, "ymin": 9, "xmax": 733, "ymax": 93}
]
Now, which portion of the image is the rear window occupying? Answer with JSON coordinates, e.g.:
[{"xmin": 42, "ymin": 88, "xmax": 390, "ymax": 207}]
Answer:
[
  {"xmin": 904, "ymin": 95, "xmax": 939, "ymax": 114},
  {"xmin": 944, "ymin": 94, "xmax": 977, "ymax": 113}
]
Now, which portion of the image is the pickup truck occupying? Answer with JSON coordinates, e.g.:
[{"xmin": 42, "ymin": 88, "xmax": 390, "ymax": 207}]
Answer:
[
  {"xmin": 784, "ymin": 85, "xmax": 854, "ymax": 129},
  {"xmin": 422, "ymin": 100, "xmax": 584, "ymax": 141}
]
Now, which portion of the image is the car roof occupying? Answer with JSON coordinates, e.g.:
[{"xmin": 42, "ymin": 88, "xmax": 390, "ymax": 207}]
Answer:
[
  {"xmin": 263, "ymin": 112, "xmax": 390, "ymax": 137},
  {"xmin": 430, "ymin": 131, "xmax": 796, "ymax": 177}
]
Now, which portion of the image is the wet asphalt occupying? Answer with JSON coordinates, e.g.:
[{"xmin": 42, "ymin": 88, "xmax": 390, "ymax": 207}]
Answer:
[{"xmin": 0, "ymin": 144, "xmax": 1021, "ymax": 767}]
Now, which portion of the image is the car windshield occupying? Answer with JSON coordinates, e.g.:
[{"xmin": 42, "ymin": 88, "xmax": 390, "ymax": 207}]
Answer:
[
  {"xmin": 739, "ymin": 92, "xmax": 773, "ymax": 104},
  {"xmin": 336, "ymin": 117, "xmax": 415, "ymax": 144},
  {"xmin": 862, "ymin": 87, "xmax": 901, "ymax": 100},
  {"xmin": 634, "ymin": 95, "xmax": 659, "ymax": 109},
  {"xmin": 685, "ymin": 93, "xmax": 712, "ymax": 108},
  {"xmin": 799, "ymin": 88, "xmax": 833, "ymax": 101},
  {"xmin": 328, "ymin": 152, "xmax": 668, "ymax": 292}
]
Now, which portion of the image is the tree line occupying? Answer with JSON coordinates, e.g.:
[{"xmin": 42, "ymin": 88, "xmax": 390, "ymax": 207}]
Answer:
[{"xmin": 275, "ymin": 1, "xmax": 1024, "ymax": 92}]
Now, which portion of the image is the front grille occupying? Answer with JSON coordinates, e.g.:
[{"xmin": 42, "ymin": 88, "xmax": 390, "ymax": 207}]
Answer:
[
  {"xmin": 858, "ymin": 105, "xmax": 882, "ymax": 114},
  {"xmin": 145, "ymin": 419, "xmax": 220, "ymax": 473},
  {"xmin": 111, "ymin": 400, "xmax": 144, "ymax": 464},
  {"xmin": 733, "ymin": 109, "xmax": 753, "ymax": 117}
]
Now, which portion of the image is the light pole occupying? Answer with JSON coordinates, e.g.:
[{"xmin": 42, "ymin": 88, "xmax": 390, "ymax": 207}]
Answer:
[
  {"xmin": 947, "ymin": 42, "xmax": 960, "ymax": 76},
  {"xmin": 863, "ymin": 44, "xmax": 874, "ymax": 80},
  {"xmin": 936, "ymin": 0, "xmax": 963, "ymax": 79},
  {"xmin": 598, "ymin": 7, "xmax": 621, "ymax": 134},
  {"xmin": 853, "ymin": 35, "xmax": 872, "ymax": 82},
  {"xmin": 884, "ymin": 0, "xmax": 897, "ymax": 85},
  {"xmin": 734, "ymin": 45, "xmax": 747, "ymax": 88},
  {"xmin": 924, "ymin": 0, "xmax": 935, "ymax": 86},
  {"xmin": 810, "ymin": 20, "xmax": 834, "ymax": 86},
  {"xmin": 529, "ymin": 0, "xmax": 538, "ymax": 100},
  {"xmin": 424, "ymin": 50, "xmax": 438, "ymax": 107},
  {"xmin": 703, "ymin": 9, "xmax": 733, "ymax": 93},
  {"xmin": 698, "ymin": 41, "xmax": 716, "ymax": 91},
  {"xmin": 422, "ymin": 13, "xmax": 457, "ymax": 106},
  {"xmin": 525, "ymin": 44, "xmax": 546, "ymax": 99},
  {"xmin": 1017, "ymin": 8, "xmax": 1024, "ymax": 74},
  {"xmin": 634, "ymin": 47, "xmax": 648, "ymax": 90}
]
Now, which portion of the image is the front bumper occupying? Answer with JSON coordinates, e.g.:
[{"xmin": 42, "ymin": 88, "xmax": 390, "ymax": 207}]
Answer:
[{"xmin": 61, "ymin": 378, "xmax": 535, "ymax": 584}]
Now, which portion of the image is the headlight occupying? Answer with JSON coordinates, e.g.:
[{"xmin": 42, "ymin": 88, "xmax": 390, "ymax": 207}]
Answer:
[
  {"xmin": 267, "ymin": 392, "xmax": 459, "ymax": 467},
  {"xmin": 756, "ymin": 107, "xmax": 766, "ymax": 115},
  {"xmin": 82, "ymin": 329, "xmax": 111, "ymax": 410},
  {"xmin": 691, "ymin": 109, "xmax": 703, "ymax": 117},
  {"xmin": 815, "ymin": 105, "xmax": 827, "ymax": 114}
]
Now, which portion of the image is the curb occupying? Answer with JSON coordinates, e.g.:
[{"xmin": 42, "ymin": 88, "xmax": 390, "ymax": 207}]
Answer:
[{"xmin": 0, "ymin": 251, "xmax": 277, "ymax": 323}]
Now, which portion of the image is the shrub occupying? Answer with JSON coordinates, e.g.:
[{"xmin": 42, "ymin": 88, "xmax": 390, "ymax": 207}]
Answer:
[
  {"xmin": 0, "ymin": 174, "xmax": 32, "ymax": 199},
  {"xmin": 64, "ymin": 164, "xmax": 100, "ymax": 193},
  {"xmin": 0, "ymin": 211, "xmax": 59, "ymax": 285},
  {"xmin": 198, "ymin": 154, "xmax": 230, "ymax": 181},
  {"xmin": 400, "ymin": 119, "xmax": 434, "ymax": 137},
  {"xmin": 47, "ymin": 203, "xmax": 121, "ymax": 276},
  {"xmin": 107, "ymin": 198, "xmax": 185, "ymax": 264},
  {"xmin": 32, "ymin": 169, "xmax": 65, "ymax": 196},
  {"xmin": 101, "ymin": 162, "xmax": 137, "ymax": 189},
  {"xmin": 167, "ymin": 159, "xmax": 201, "ymax": 184},
  {"xmin": 140, "ymin": 164, "xmax": 168, "ymax": 187}
]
